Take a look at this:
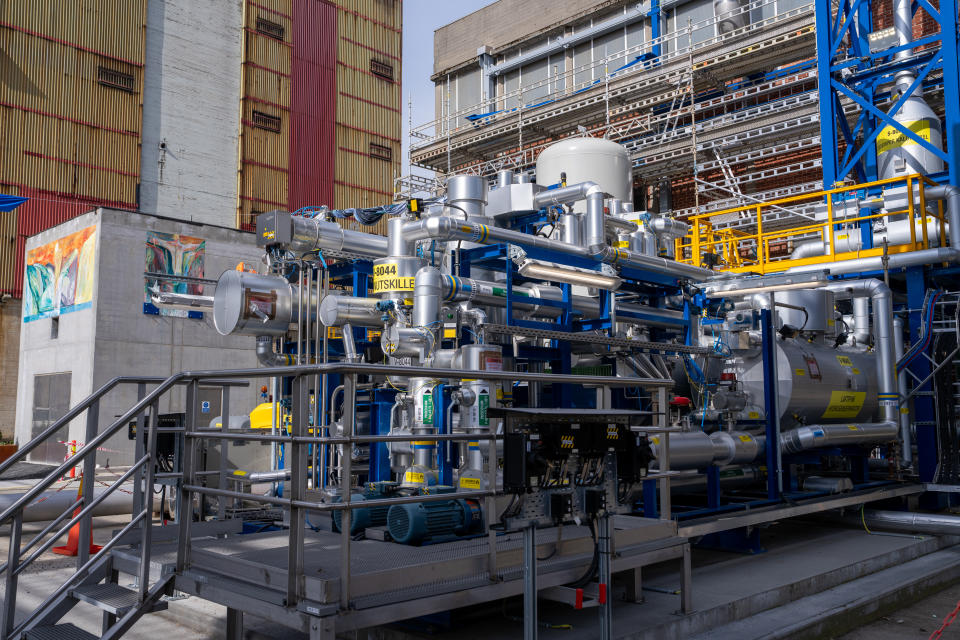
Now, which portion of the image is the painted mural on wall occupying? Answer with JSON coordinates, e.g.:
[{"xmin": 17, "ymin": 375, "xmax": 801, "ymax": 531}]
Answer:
[
  {"xmin": 143, "ymin": 231, "xmax": 205, "ymax": 319},
  {"xmin": 23, "ymin": 225, "xmax": 97, "ymax": 323}
]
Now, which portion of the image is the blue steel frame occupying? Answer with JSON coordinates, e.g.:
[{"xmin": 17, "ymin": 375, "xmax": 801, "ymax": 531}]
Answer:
[{"xmin": 815, "ymin": 0, "xmax": 960, "ymax": 186}]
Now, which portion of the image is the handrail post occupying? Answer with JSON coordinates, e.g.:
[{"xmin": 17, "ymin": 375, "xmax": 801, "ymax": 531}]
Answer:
[
  {"xmin": 218, "ymin": 386, "xmax": 230, "ymax": 520},
  {"xmin": 1, "ymin": 513, "xmax": 22, "ymax": 639},
  {"xmin": 286, "ymin": 376, "xmax": 308, "ymax": 606},
  {"xmin": 132, "ymin": 383, "xmax": 147, "ymax": 517},
  {"xmin": 78, "ymin": 399, "xmax": 99, "ymax": 568},
  {"xmin": 176, "ymin": 380, "xmax": 198, "ymax": 573},
  {"xmin": 339, "ymin": 373, "xmax": 356, "ymax": 610},
  {"xmin": 139, "ymin": 401, "xmax": 160, "ymax": 600}
]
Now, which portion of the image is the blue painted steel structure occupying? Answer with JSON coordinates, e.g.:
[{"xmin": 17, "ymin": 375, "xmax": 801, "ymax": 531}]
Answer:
[{"xmin": 815, "ymin": 0, "xmax": 959, "ymax": 187}]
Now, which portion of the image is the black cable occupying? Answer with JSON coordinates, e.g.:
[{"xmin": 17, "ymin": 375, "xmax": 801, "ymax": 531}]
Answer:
[{"xmin": 566, "ymin": 518, "xmax": 599, "ymax": 588}]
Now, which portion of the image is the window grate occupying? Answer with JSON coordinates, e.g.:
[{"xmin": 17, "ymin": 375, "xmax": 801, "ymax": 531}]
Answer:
[
  {"xmin": 97, "ymin": 66, "xmax": 135, "ymax": 92},
  {"xmin": 256, "ymin": 17, "xmax": 285, "ymax": 41},
  {"xmin": 370, "ymin": 59, "xmax": 394, "ymax": 81},
  {"xmin": 252, "ymin": 111, "xmax": 282, "ymax": 133},
  {"xmin": 369, "ymin": 143, "xmax": 392, "ymax": 162}
]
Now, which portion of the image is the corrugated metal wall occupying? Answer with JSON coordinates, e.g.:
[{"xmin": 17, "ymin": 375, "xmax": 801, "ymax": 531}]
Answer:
[
  {"xmin": 288, "ymin": 0, "xmax": 338, "ymax": 213},
  {"xmin": 334, "ymin": 0, "xmax": 401, "ymax": 237},
  {"xmin": 0, "ymin": 0, "xmax": 147, "ymax": 297},
  {"xmin": 238, "ymin": 0, "xmax": 293, "ymax": 230},
  {"xmin": 0, "ymin": 188, "xmax": 18, "ymax": 295},
  {"xmin": 237, "ymin": 0, "xmax": 400, "ymax": 237}
]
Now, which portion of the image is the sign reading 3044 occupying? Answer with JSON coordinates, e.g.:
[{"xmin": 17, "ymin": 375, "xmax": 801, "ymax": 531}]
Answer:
[{"xmin": 372, "ymin": 263, "xmax": 415, "ymax": 294}]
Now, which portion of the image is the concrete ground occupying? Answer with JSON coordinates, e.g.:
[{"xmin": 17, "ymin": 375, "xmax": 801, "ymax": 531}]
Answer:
[
  {"xmin": 3, "ymin": 469, "xmax": 960, "ymax": 639},
  {"xmin": 837, "ymin": 583, "xmax": 960, "ymax": 639}
]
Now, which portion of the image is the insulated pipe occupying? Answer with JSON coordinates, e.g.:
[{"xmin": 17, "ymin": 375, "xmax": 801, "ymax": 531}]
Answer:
[
  {"xmin": 387, "ymin": 216, "xmax": 415, "ymax": 257},
  {"xmin": 532, "ymin": 181, "xmax": 603, "ymax": 208},
  {"xmin": 341, "ymin": 323, "xmax": 359, "ymax": 363},
  {"xmin": 286, "ymin": 215, "xmax": 389, "ymax": 258},
  {"xmin": 403, "ymin": 214, "xmax": 713, "ymax": 279},
  {"xmin": 654, "ymin": 421, "xmax": 897, "ymax": 469},
  {"xmin": 779, "ymin": 422, "xmax": 899, "ymax": 454},
  {"xmin": 0, "ymin": 486, "xmax": 145, "ymax": 523},
  {"xmin": 786, "ymin": 186, "xmax": 959, "ymax": 275},
  {"xmin": 853, "ymin": 297, "xmax": 871, "ymax": 345},
  {"xmin": 439, "ymin": 274, "xmax": 686, "ymax": 327},
  {"xmin": 648, "ymin": 217, "xmax": 691, "ymax": 239},
  {"xmin": 857, "ymin": 509, "xmax": 960, "ymax": 535},
  {"xmin": 256, "ymin": 336, "xmax": 295, "ymax": 367},
  {"xmin": 824, "ymin": 280, "xmax": 898, "ymax": 422},
  {"xmin": 893, "ymin": 316, "xmax": 913, "ymax": 466}
]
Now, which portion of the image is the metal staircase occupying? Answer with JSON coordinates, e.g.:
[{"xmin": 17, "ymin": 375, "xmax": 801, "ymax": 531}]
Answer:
[{"xmin": 0, "ymin": 377, "xmax": 195, "ymax": 640}]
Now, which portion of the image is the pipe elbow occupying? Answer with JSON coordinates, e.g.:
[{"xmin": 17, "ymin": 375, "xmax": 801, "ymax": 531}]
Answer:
[{"xmin": 256, "ymin": 336, "xmax": 292, "ymax": 367}]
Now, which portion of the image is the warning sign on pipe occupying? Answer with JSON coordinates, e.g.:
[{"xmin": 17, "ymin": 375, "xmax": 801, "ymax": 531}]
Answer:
[
  {"xmin": 373, "ymin": 263, "xmax": 415, "ymax": 293},
  {"xmin": 876, "ymin": 121, "xmax": 931, "ymax": 156},
  {"xmin": 821, "ymin": 391, "xmax": 866, "ymax": 419}
]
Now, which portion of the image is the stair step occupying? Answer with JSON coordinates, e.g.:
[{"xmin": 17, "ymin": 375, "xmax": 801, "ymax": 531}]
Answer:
[
  {"xmin": 25, "ymin": 623, "xmax": 99, "ymax": 640},
  {"xmin": 70, "ymin": 582, "xmax": 167, "ymax": 616}
]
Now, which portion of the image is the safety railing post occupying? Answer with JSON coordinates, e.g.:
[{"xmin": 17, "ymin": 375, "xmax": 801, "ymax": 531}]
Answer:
[
  {"xmin": 286, "ymin": 375, "xmax": 308, "ymax": 606},
  {"xmin": 339, "ymin": 373, "xmax": 356, "ymax": 609},
  {"xmin": 132, "ymin": 383, "xmax": 147, "ymax": 518},
  {"xmin": 1, "ymin": 513, "xmax": 22, "ymax": 640},
  {"xmin": 176, "ymin": 380, "xmax": 198, "ymax": 573},
  {"xmin": 77, "ymin": 399, "xmax": 99, "ymax": 568},
  {"xmin": 139, "ymin": 401, "xmax": 160, "ymax": 600},
  {"xmin": 755, "ymin": 205, "xmax": 764, "ymax": 272},
  {"xmin": 218, "ymin": 386, "xmax": 230, "ymax": 520},
  {"xmin": 918, "ymin": 180, "xmax": 929, "ymax": 248}
]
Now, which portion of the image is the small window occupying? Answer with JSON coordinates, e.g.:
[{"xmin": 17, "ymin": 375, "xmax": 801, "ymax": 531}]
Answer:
[
  {"xmin": 256, "ymin": 17, "xmax": 285, "ymax": 41},
  {"xmin": 252, "ymin": 111, "xmax": 282, "ymax": 133},
  {"xmin": 97, "ymin": 66, "xmax": 135, "ymax": 92},
  {"xmin": 50, "ymin": 316, "xmax": 59, "ymax": 340},
  {"xmin": 370, "ymin": 59, "xmax": 394, "ymax": 81},
  {"xmin": 369, "ymin": 143, "xmax": 392, "ymax": 162}
]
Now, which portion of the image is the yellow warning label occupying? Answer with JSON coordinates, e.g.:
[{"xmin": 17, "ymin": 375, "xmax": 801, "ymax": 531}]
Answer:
[
  {"xmin": 876, "ymin": 120, "xmax": 932, "ymax": 156},
  {"xmin": 443, "ymin": 328, "xmax": 457, "ymax": 338},
  {"xmin": 795, "ymin": 368, "xmax": 806, "ymax": 376},
  {"xmin": 848, "ymin": 425, "xmax": 859, "ymax": 431},
  {"xmin": 901, "ymin": 407, "xmax": 910, "ymax": 415},
  {"xmin": 232, "ymin": 470, "xmax": 247, "ymax": 476},
  {"xmin": 828, "ymin": 318, "xmax": 835, "ymax": 326},
  {"xmin": 837, "ymin": 234, "xmax": 848, "ymax": 241},
  {"xmin": 616, "ymin": 240, "xmax": 630, "ymax": 248},
  {"xmin": 821, "ymin": 391, "xmax": 866, "ymax": 419},
  {"xmin": 404, "ymin": 471, "xmax": 425, "ymax": 484},
  {"xmin": 748, "ymin": 411, "xmax": 760, "ymax": 419},
  {"xmin": 373, "ymin": 263, "xmax": 415, "ymax": 294},
  {"xmin": 836, "ymin": 355, "xmax": 853, "ymax": 367},
  {"xmin": 852, "ymin": 368, "xmax": 860, "ymax": 375},
  {"xmin": 459, "ymin": 477, "xmax": 482, "ymax": 489},
  {"xmin": 650, "ymin": 436, "xmax": 660, "ymax": 445},
  {"xmin": 738, "ymin": 434, "xmax": 753, "ymax": 443}
]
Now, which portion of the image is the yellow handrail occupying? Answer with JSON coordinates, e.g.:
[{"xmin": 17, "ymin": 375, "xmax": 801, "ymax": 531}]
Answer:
[{"xmin": 675, "ymin": 174, "xmax": 945, "ymax": 274}]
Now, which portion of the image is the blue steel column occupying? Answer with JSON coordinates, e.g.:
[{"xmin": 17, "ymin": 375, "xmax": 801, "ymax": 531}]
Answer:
[
  {"xmin": 760, "ymin": 309, "xmax": 781, "ymax": 500},
  {"xmin": 942, "ymin": 0, "xmax": 960, "ymax": 184},
  {"xmin": 815, "ymin": 0, "xmax": 841, "ymax": 187}
]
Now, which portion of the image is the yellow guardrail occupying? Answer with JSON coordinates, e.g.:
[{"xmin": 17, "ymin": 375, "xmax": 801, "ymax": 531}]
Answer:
[{"xmin": 675, "ymin": 174, "xmax": 946, "ymax": 274}]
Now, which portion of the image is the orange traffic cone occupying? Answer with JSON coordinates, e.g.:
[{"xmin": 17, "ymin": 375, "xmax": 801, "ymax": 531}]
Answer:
[{"xmin": 53, "ymin": 486, "xmax": 103, "ymax": 556}]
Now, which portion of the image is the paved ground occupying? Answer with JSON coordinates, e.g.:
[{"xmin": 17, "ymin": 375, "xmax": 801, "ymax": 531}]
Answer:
[{"xmin": 837, "ymin": 582, "xmax": 960, "ymax": 639}]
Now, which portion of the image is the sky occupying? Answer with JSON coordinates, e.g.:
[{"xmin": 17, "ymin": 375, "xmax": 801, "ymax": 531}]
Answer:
[{"xmin": 401, "ymin": 0, "xmax": 497, "ymax": 178}]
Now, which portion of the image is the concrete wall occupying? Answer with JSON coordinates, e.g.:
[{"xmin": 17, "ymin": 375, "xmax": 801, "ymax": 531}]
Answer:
[
  {"xmin": 15, "ymin": 209, "xmax": 267, "ymax": 465},
  {"xmin": 15, "ymin": 216, "xmax": 101, "ymax": 463},
  {"xmin": 0, "ymin": 299, "xmax": 22, "ymax": 441},
  {"xmin": 139, "ymin": 0, "xmax": 243, "ymax": 226},
  {"xmin": 433, "ymin": 0, "xmax": 616, "ymax": 75}
]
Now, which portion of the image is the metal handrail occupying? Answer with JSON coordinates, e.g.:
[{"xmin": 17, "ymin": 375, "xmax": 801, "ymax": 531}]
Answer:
[
  {"xmin": 2, "ymin": 360, "xmax": 672, "ymax": 637},
  {"xmin": 0, "ymin": 376, "xmax": 166, "ymax": 478}
]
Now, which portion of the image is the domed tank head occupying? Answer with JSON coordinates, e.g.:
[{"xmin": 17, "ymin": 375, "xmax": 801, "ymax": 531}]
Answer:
[{"xmin": 535, "ymin": 137, "xmax": 632, "ymax": 212}]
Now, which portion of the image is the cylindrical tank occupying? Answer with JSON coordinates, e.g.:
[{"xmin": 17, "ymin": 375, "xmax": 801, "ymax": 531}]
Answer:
[
  {"xmin": 446, "ymin": 175, "xmax": 488, "ymax": 222},
  {"xmin": 318, "ymin": 294, "xmax": 382, "ymax": 328},
  {"xmin": 714, "ymin": 0, "xmax": 748, "ymax": 35},
  {"xmin": 774, "ymin": 289, "xmax": 835, "ymax": 332},
  {"xmin": 213, "ymin": 270, "xmax": 307, "ymax": 336},
  {"xmin": 535, "ymin": 137, "xmax": 632, "ymax": 212},
  {"xmin": 738, "ymin": 338, "xmax": 879, "ymax": 424},
  {"xmin": 372, "ymin": 256, "xmax": 424, "ymax": 300},
  {"xmin": 877, "ymin": 95, "xmax": 945, "ymax": 180}
]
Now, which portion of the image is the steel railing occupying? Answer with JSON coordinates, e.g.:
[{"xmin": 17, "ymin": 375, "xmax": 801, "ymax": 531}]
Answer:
[
  {"xmin": 1, "ymin": 362, "xmax": 674, "ymax": 636},
  {"xmin": 675, "ymin": 173, "xmax": 947, "ymax": 274}
]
